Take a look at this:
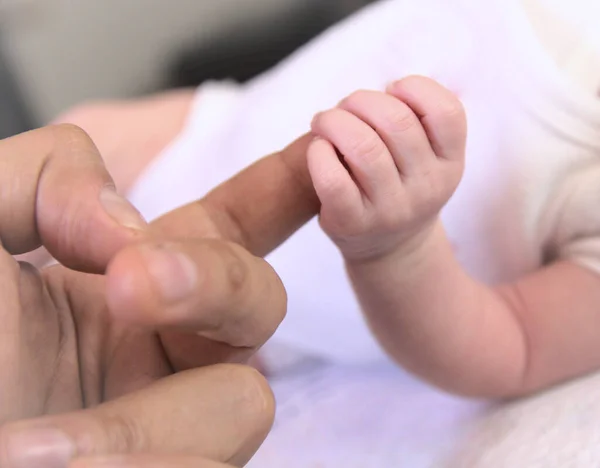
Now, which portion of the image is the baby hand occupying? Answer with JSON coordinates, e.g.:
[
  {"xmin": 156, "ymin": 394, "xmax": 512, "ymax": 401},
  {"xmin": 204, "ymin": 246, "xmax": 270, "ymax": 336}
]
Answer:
[{"xmin": 308, "ymin": 76, "xmax": 466, "ymax": 261}]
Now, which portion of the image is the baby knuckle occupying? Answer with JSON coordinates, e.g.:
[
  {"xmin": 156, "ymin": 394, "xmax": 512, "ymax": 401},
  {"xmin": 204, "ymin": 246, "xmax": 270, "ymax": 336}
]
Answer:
[
  {"xmin": 385, "ymin": 107, "xmax": 419, "ymax": 134},
  {"xmin": 312, "ymin": 108, "xmax": 343, "ymax": 131},
  {"xmin": 320, "ymin": 176, "xmax": 349, "ymax": 200},
  {"xmin": 347, "ymin": 133, "xmax": 384, "ymax": 161},
  {"xmin": 434, "ymin": 98, "xmax": 466, "ymax": 127},
  {"xmin": 340, "ymin": 89, "xmax": 372, "ymax": 108},
  {"xmin": 398, "ymin": 74, "xmax": 428, "ymax": 87}
]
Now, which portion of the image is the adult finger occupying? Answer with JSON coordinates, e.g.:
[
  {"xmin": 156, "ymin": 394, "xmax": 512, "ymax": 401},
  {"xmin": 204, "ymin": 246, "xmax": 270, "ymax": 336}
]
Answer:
[
  {"xmin": 105, "ymin": 134, "xmax": 318, "ymax": 370},
  {"xmin": 0, "ymin": 365, "xmax": 274, "ymax": 468},
  {"xmin": 0, "ymin": 125, "xmax": 148, "ymax": 272},
  {"xmin": 150, "ymin": 133, "xmax": 320, "ymax": 256},
  {"xmin": 105, "ymin": 239, "xmax": 286, "ymax": 363}
]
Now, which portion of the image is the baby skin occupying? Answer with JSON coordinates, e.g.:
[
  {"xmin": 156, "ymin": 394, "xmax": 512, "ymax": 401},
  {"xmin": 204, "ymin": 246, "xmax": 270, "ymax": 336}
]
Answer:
[{"xmin": 308, "ymin": 76, "xmax": 600, "ymax": 398}]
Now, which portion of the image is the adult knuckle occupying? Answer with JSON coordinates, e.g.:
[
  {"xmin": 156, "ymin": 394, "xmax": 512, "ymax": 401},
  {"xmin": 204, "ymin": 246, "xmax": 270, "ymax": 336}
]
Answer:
[
  {"xmin": 99, "ymin": 411, "xmax": 147, "ymax": 453},
  {"xmin": 204, "ymin": 241, "xmax": 250, "ymax": 297},
  {"xmin": 219, "ymin": 364, "xmax": 275, "ymax": 431},
  {"xmin": 222, "ymin": 243, "xmax": 249, "ymax": 294}
]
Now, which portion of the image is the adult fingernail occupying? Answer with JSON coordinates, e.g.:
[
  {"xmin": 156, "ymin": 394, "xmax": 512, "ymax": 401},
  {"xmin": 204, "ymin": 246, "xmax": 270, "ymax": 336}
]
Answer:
[
  {"xmin": 141, "ymin": 244, "xmax": 198, "ymax": 303},
  {"xmin": 100, "ymin": 187, "xmax": 148, "ymax": 231},
  {"xmin": 3, "ymin": 427, "xmax": 75, "ymax": 468}
]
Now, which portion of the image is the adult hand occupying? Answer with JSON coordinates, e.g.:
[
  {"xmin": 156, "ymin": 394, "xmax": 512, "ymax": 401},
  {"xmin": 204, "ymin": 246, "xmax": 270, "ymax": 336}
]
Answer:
[{"xmin": 0, "ymin": 125, "xmax": 319, "ymax": 467}]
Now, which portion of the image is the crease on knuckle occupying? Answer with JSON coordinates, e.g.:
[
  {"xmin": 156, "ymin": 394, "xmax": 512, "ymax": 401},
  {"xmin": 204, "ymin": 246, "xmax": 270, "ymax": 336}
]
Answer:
[
  {"xmin": 203, "ymin": 242, "xmax": 251, "ymax": 335},
  {"xmin": 347, "ymin": 133, "xmax": 384, "ymax": 163},
  {"xmin": 223, "ymin": 243, "xmax": 249, "ymax": 295},
  {"xmin": 99, "ymin": 411, "xmax": 147, "ymax": 454},
  {"xmin": 225, "ymin": 365, "xmax": 275, "ymax": 432},
  {"xmin": 318, "ymin": 167, "xmax": 351, "ymax": 198},
  {"xmin": 385, "ymin": 107, "xmax": 419, "ymax": 135}
]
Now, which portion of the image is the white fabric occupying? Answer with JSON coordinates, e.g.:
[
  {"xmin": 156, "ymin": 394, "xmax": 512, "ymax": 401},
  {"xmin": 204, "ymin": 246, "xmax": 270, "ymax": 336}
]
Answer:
[
  {"xmin": 525, "ymin": 0, "xmax": 600, "ymax": 93},
  {"xmin": 246, "ymin": 362, "xmax": 600, "ymax": 467}
]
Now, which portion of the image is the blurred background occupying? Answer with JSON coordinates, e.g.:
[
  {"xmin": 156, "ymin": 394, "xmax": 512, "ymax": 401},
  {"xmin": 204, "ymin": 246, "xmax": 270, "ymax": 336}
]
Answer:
[{"xmin": 0, "ymin": 0, "xmax": 377, "ymax": 139}]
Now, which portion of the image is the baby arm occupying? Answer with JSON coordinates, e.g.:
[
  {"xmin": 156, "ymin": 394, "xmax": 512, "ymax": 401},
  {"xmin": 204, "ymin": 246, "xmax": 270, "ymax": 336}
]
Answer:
[{"xmin": 308, "ymin": 76, "xmax": 600, "ymax": 398}]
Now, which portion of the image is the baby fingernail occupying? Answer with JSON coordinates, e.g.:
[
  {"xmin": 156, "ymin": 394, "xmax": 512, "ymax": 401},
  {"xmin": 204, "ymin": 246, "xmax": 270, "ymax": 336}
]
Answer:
[
  {"xmin": 3, "ymin": 426, "xmax": 75, "ymax": 468},
  {"xmin": 100, "ymin": 187, "xmax": 148, "ymax": 231},
  {"xmin": 141, "ymin": 245, "xmax": 198, "ymax": 302}
]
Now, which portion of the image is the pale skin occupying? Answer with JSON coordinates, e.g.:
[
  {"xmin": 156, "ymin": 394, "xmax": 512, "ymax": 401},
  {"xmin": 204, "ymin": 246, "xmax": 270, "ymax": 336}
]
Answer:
[{"xmin": 307, "ymin": 75, "xmax": 600, "ymax": 398}]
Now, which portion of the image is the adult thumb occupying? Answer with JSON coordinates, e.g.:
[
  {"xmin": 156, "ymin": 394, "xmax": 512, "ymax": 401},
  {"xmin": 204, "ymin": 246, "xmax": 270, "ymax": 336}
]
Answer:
[
  {"xmin": 0, "ymin": 125, "xmax": 148, "ymax": 272},
  {"xmin": 0, "ymin": 365, "xmax": 274, "ymax": 468}
]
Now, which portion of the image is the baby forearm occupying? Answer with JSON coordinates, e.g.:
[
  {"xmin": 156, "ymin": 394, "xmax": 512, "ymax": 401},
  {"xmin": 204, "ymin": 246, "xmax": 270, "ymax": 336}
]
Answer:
[
  {"xmin": 309, "ymin": 78, "xmax": 600, "ymax": 397},
  {"xmin": 308, "ymin": 79, "xmax": 534, "ymax": 396},
  {"xmin": 347, "ymin": 222, "xmax": 528, "ymax": 397}
]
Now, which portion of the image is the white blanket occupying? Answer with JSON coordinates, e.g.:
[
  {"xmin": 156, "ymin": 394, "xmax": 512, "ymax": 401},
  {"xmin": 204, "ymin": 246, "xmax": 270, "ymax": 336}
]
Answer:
[{"xmin": 250, "ymin": 364, "xmax": 600, "ymax": 467}]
